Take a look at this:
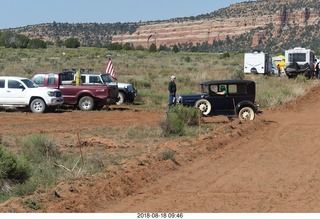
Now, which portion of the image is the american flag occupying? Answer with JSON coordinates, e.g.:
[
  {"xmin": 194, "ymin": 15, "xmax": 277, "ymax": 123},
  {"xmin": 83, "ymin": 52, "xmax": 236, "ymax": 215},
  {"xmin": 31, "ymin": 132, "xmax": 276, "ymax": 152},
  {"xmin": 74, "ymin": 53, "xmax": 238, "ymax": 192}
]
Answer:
[{"xmin": 106, "ymin": 57, "xmax": 116, "ymax": 80}]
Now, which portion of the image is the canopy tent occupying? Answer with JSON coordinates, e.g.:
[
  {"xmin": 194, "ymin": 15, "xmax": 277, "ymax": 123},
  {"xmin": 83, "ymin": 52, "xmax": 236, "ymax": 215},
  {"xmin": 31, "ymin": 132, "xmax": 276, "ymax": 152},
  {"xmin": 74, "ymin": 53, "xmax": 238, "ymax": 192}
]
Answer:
[{"xmin": 272, "ymin": 55, "xmax": 285, "ymax": 68}]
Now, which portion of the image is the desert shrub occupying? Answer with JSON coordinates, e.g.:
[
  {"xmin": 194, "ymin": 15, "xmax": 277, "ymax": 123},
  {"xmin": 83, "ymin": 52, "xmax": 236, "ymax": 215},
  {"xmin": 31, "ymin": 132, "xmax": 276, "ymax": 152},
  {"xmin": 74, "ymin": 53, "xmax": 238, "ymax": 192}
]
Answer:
[
  {"xmin": 0, "ymin": 134, "xmax": 93, "ymax": 202},
  {"xmin": 65, "ymin": 37, "xmax": 80, "ymax": 48},
  {"xmin": 24, "ymin": 198, "xmax": 42, "ymax": 210},
  {"xmin": 160, "ymin": 105, "xmax": 198, "ymax": 136},
  {"xmin": 160, "ymin": 150, "xmax": 175, "ymax": 161},
  {"xmin": 160, "ymin": 112, "xmax": 185, "ymax": 137},
  {"xmin": 0, "ymin": 145, "xmax": 31, "ymax": 191},
  {"xmin": 170, "ymin": 105, "xmax": 198, "ymax": 125},
  {"xmin": 21, "ymin": 134, "xmax": 60, "ymax": 163},
  {"xmin": 295, "ymin": 74, "xmax": 308, "ymax": 83}
]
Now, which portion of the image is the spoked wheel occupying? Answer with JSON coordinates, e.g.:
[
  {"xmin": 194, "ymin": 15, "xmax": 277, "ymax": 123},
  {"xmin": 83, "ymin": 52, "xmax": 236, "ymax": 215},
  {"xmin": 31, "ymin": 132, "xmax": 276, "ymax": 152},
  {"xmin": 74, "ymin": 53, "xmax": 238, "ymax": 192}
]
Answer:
[
  {"xmin": 238, "ymin": 107, "xmax": 255, "ymax": 121},
  {"xmin": 195, "ymin": 99, "xmax": 212, "ymax": 116}
]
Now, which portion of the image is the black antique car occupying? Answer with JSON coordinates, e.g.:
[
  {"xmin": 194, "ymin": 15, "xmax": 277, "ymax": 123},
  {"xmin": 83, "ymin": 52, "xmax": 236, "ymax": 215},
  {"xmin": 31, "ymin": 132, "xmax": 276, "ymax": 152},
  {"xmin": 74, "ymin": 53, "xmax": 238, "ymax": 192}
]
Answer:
[{"xmin": 177, "ymin": 79, "xmax": 259, "ymax": 121}]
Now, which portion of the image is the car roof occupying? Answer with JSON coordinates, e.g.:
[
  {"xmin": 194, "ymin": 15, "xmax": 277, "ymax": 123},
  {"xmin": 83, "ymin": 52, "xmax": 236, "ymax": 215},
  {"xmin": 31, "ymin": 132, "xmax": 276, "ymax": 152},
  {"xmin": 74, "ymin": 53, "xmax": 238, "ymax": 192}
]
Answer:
[
  {"xmin": 200, "ymin": 79, "xmax": 255, "ymax": 86},
  {"xmin": 0, "ymin": 76, "xmax": 28, "ymax": 80}
]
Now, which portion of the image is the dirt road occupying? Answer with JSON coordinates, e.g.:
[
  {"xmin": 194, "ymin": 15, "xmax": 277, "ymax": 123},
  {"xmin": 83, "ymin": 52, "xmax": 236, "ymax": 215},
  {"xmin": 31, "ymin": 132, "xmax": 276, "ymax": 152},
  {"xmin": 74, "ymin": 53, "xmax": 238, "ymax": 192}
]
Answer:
[{"xmin": 1, "ymin": 86, "xmax": 320, "ymax": 212}]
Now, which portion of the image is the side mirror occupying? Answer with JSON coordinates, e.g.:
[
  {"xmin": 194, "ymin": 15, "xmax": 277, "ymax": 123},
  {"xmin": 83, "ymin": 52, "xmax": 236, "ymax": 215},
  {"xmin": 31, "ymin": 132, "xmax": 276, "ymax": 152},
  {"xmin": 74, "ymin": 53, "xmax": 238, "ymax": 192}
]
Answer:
[{"xmin": 19, "ymin": 84, "xmax": 25, "ymax": 90}]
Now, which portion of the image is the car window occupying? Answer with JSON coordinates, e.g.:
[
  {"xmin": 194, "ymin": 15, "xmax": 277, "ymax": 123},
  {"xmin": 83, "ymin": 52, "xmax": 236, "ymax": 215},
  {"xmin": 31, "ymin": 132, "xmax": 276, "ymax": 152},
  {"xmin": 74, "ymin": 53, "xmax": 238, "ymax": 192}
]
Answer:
[
  {"xmin": 81, "ymin": 76, "xmax": 85, "ymax": 83},
  {"xmin": 89, "ymin": 76, "xmax": 102, "ymax": 83},
  {"xmin": 209, "ymin": 85, "xmax": 218, "ymax": 93},
  {"xmin": 48, "ymin": 75, "xmax": 56, "ymax": 86},
  {"xmin": 32, "ymin": 75, "xmax": 45, "ymax": 86},
  {"xmin": 236, "ymin": 84, "xmax": 247, "ymax": 94},
  {"xmin": 101, "ymin": 74, "xmax": 113, "ymax": 83},
  {"xmin": 60, "ymin": 73, "xmax": 74, "ymax": 81},
  {"xmin": 21, "ymin": 79, "xmax": 37, "ymax": 88},
  {"xmin": 0, "ymin": 79, "xmax": 4, "ymax": 88},
  {"xmin": 8, "ymin": 80, "xmax": 23, "ymax": 89},
  {"xmin": 219, "ymin": 85, "xmax": 227, "ymax": 92},
  {"xmin": 228, "ymin": 84, "xmax": 237, "ymax": 94}
]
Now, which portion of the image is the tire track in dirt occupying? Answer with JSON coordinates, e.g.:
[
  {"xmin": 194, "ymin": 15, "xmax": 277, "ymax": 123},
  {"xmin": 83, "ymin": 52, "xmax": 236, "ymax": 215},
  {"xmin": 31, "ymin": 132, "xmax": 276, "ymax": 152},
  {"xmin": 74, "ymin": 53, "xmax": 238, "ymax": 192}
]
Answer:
[{"xmin": 101, "ymin": 85, "xmax": 320, "ymax": 212}]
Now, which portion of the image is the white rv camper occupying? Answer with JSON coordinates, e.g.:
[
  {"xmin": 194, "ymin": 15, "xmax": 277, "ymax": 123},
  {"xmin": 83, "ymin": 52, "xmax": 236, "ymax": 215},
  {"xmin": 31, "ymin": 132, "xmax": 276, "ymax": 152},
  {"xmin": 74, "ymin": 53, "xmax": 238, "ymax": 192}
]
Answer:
[
  {"xmin": 285, "ymin": 47, "xmax": 315, "ymax": 67},
  {"xmin": 284, "ymin": 47, "xmax": 315, "ymax": 78},
  {"xmin": 244, "ymin": 51, "xmax": 272, "ymax": 74}
]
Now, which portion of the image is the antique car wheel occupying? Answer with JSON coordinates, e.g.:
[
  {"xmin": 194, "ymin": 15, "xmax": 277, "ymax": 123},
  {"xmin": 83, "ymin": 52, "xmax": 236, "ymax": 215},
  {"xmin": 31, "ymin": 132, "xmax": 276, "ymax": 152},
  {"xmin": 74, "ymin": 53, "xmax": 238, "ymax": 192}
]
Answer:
[
  {"xmin": 30, "ymin": 98, "xmax": 46, "ymax": 113},
  {"xmin": 195, "ymin": 99, "xmax": 211, "ymax": 115},
  {"xmin": 238, "ymin": 106, "xmax": 255, "ymax": 121},
  {"xmin": 78, "ymin": 96, "xmax": 94, "ymax": 111}
]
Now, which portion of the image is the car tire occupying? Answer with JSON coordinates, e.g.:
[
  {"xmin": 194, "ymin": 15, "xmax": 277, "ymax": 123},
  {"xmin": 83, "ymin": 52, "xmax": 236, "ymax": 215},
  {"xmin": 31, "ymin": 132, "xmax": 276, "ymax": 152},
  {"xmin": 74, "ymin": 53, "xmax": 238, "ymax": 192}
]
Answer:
[
  {"xmin": 195, "ymin": 99, "xmax": 211, "ymax": 116},
  {"xmin": 238, "ymin": 106, "xmax": 255, "ymax": 121},
  {"xmin": 78, "ymin": 96, "xmax": 94, "ymax": 111},
  {"xmin": 30, "ymin": 98, "xmax": 46, "ymax": 113},
  {"xmin": 116, "ymin": 92, "xmax": 125, "ymax": 105}
]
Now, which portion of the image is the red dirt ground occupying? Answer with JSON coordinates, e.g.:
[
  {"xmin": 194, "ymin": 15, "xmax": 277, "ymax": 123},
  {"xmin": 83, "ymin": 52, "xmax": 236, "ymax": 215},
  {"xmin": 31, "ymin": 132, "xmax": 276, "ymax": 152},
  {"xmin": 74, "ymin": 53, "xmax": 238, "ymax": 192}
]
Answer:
[{"xmin": 1, "ymin": 85, "xmax": 320, "ymax": 213}]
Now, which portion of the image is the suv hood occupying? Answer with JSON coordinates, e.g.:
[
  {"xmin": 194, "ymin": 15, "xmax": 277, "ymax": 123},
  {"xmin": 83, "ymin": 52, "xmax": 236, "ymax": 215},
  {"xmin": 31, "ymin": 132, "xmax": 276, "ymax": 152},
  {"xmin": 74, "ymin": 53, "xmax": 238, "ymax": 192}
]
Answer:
[{"xmin": 109, "ymin": 82, "xmax": 131, "ymax": 87}]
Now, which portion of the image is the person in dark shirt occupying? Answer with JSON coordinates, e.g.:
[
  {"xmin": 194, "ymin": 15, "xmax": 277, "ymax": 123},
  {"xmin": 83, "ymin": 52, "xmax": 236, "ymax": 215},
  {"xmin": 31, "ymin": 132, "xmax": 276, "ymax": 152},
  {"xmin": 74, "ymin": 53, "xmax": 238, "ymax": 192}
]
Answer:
[{"xmin": 168, "ymin": 75, "xmax": 177, "ymax": 109}]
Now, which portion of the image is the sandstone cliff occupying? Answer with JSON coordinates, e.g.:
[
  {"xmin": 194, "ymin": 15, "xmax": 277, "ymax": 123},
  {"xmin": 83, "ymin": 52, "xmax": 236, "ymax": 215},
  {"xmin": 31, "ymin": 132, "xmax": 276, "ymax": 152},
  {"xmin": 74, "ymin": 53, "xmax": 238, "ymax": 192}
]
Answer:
[{"xmin": 112, "ymin": 0, "xmax": 320, "ymax": 50}]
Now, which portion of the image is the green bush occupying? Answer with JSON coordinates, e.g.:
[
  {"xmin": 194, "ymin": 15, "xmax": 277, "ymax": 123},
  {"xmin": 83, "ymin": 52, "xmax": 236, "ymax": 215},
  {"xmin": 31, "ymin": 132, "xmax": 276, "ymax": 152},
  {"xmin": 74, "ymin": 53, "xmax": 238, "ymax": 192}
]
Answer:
[
  {"xmin": 65, "ymin": 37, "xmax": 80, "ymax": 48},
  {"xmin": 170, "ymin": 105, "xmax": 198, "ymax": 125},
  {"xmin": 24, "ymin": 198, "xmax": 42, "ymax": 210},
  {"xmin": 160, "ymin": 105, "xmax": 198, "ymax": 136},
  {"xmin": 21, "ymin": 134, "xmax": 60, "ymax": 163},
  {"xmin": 160, "ymin": 150, "xmax": 175, "ymax": 161},
  {"xmin": 0, "ymin": 145, "xmax": 31, "ymax": 186}
]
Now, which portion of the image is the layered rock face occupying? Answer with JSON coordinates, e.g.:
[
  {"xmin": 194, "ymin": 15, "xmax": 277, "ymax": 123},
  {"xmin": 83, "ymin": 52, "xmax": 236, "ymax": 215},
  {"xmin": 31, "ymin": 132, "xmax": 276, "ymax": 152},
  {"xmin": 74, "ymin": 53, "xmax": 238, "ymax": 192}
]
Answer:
[{"xmin": 112, "ymin": 2, "xmax": 320, "ymax": 48}]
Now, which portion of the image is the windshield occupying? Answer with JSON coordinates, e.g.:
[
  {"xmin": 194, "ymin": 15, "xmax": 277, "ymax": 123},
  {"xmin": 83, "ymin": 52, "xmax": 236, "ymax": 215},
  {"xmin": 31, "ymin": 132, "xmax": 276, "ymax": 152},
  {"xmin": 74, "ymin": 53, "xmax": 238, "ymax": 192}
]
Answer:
[
  {"xmin": 101, "ymin": 74, "xmax": 113, "ymax": 83},
  {"xmin": 22, "ymin": 79, "xmax": 38, "ymax": 88}
]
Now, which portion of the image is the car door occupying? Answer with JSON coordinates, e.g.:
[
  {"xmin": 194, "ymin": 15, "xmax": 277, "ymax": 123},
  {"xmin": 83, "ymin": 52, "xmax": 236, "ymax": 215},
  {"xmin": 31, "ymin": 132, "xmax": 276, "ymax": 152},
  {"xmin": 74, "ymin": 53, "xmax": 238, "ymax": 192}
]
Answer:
[
  {"xmin": 6, "ymin": 79, "xmax": 27, "ymax": 104},
  {"xmin": 209, "ymin": 84, "xmax": 235, "ymax": 116},
  {"xmin": 0, "ymin": 79, "xmax": 7, "ymax": 103}
]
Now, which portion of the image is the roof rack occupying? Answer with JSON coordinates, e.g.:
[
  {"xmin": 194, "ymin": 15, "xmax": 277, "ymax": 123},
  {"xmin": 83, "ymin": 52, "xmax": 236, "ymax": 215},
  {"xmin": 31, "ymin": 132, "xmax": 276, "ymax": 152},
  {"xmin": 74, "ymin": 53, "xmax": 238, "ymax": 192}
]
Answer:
[{"xmin": 62, "ymin": 68, "xmax": 94, "ymax": 73}]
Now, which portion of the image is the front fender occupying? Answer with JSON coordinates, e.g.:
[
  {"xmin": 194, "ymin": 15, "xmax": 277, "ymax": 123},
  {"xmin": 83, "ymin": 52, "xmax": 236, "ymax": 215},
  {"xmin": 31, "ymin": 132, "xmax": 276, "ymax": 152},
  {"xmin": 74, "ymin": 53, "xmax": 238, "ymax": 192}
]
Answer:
[{"xmin": 236, "ymin": 101, "xmax": 258, "ymax": 114}]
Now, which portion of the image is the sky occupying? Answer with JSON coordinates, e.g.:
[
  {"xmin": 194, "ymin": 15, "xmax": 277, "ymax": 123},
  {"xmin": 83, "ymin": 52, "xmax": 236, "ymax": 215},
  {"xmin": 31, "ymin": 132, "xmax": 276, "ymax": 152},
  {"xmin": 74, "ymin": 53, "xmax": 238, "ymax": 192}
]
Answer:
[{"xmin": 0, "ymin": 0, "xmax": 246, "ymax": 29}]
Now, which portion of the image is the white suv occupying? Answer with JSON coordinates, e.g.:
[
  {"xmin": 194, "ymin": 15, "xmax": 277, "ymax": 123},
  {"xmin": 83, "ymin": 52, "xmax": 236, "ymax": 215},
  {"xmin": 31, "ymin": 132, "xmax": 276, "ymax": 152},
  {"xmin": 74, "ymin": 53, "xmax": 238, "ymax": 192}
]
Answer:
[
  {"xmin": 0, "ymin": 76, "xmax": 64, "ymax": 113},
  {"xmin": 81, "ymin": 73, "xmax": 137, "ymax": 105},
  {"xmin": 62, "ymin": 69, "xmax": 137, "ymax": 105}
]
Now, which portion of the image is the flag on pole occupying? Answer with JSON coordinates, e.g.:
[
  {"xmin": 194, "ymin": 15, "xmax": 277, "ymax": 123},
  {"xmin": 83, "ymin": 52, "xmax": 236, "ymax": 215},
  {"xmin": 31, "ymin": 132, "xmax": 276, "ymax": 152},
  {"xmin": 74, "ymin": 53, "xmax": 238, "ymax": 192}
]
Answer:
[{"xmin": 106, "ymin": 57, "xmax": 116, "ymax": 80}]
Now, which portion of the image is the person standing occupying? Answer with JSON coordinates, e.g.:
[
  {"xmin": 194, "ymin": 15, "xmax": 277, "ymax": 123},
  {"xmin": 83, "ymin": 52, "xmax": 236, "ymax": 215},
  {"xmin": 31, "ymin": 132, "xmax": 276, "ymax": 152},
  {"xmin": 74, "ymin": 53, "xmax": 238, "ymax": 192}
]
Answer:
[
  {"xmin": 277, "ymin": 64, "xmax": 281, "ymax": 76},
  {"xmin": 168, "ymin": 75, "xmax": 177, "ymax": 109},
  {"xmin": 316, "ymin": 61, "xmax": 320, "ymax": 79}
]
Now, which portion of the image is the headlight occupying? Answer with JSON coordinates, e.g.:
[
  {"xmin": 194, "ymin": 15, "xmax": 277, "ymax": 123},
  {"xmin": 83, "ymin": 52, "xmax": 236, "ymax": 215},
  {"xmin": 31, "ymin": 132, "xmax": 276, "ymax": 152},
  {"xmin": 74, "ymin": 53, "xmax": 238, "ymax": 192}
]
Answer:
[{"xmin": 47, "ymin": 91, "xmax": 55, "ymax": 96}]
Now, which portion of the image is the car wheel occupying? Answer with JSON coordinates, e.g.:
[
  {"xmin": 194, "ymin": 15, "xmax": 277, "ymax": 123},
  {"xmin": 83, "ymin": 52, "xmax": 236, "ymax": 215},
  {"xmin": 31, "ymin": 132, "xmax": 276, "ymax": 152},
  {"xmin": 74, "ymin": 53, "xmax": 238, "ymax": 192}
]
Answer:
[
  {"xmin": 195, "ymin": 99, "xmax": 211, "ymax": 116},
  {"xmin": 30, "ymin": 98, "xmax": 46, "ymax": 113},
  {"xmin": 116, "ymin": 92, "xmax": 125, "ymax": 105},
  {"xmin": 78, "ymin": 96, "xmax": 94, "ymax": 111},
  {"xmin": 238, "ymin": 106, "xmax": 255, "ymax": 121}
]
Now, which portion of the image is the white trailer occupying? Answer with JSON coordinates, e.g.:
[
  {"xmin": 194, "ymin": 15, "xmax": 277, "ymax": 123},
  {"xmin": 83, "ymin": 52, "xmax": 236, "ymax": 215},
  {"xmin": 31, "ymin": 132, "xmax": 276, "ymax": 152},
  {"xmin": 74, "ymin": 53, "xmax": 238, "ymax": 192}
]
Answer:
[
  {"xmin": 244, "ymin": 51, "xmax": 273, "ymax": 74},
  {"xmin": 285, "ymin": 47, "xmax": 315, "ymax": 67},
  {"xmin": 284, "ymin": 47, "xmax": 315, "ymax": 78}
]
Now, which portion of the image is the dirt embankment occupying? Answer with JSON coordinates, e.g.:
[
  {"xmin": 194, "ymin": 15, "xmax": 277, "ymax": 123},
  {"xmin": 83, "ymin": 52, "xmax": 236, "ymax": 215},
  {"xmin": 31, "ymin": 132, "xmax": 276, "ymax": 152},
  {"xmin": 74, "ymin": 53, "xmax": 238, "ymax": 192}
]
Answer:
[{"xmin": 1, "ymin": 85, "xmax": 320, "ymax": 212}]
